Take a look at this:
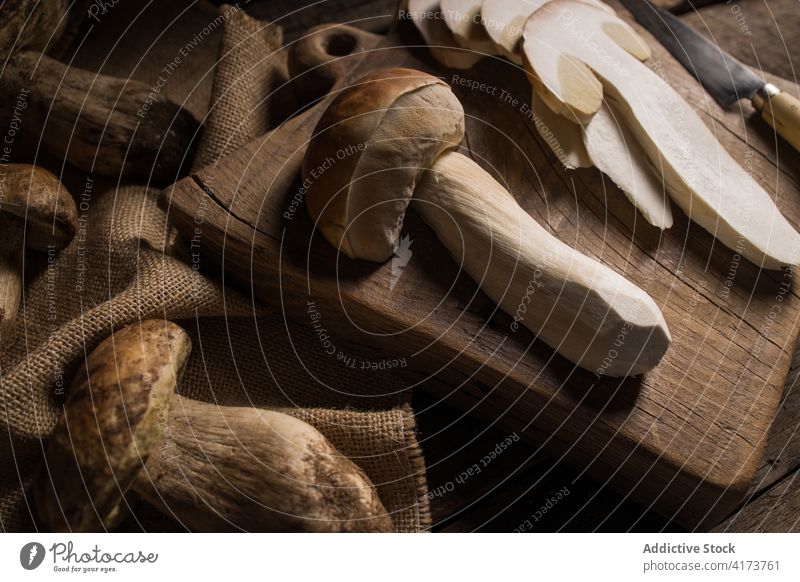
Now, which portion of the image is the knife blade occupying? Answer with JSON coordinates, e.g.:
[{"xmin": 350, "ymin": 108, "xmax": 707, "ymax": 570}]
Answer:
[{"xmin": 620, "ymin": 0, "xmax": 800, "ymax": 152}]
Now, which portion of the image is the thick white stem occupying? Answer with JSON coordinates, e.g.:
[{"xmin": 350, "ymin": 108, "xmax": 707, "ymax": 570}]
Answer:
[
  {"xmin": 134, "ymin": 395, "xmax": 392, "ymax": 532},
  {"xmin": 413, "ymin": 151, "xmax": 671, "ymax": 376}
]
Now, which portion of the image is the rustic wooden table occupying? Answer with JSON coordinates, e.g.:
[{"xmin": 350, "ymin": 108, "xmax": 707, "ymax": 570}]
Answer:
[{"xmin": 246, "ymin": 0, "xmax": 800, "ymax": 532}]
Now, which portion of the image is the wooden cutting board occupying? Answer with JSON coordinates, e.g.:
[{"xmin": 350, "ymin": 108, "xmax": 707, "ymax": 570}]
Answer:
[{"xmin": 161, "ymin": 8, "xmax": 800, "ymax": 528}]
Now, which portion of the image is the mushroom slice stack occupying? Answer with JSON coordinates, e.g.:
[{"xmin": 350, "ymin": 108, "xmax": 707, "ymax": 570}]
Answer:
[
  {"xmin": 583, "ymin": 101, "xmax": 673, "ymax": 230},
  {"xmin": 407, "ymin": 0, "xmax": 484, "ymax": 69},
  {"xmin": 405, "ymin": 0, "xmax": 673, "ymax": 229},
  {"xmin": 531, "ymin": 89, "xmax": 593, "ymax": 170},
  {"xmin": 440, "ymin": 0, "xmax": 503, "ymax": 57},
  {"xmin": 481, "ymin": 0, "xmax": 613, "ymax": 63},
  {"xmin": 523, "ymin": 0, "xmax": 800, "ymax": 268},
  {"xmin": 304, "ymin": 68, "xmax": 671, "ymax": 376}
]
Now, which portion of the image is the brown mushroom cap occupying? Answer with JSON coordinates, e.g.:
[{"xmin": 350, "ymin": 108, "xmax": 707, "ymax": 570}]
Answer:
[
  {"xmin": 303, "ymin": 67, "xmax": 465, "ymax": 262},
  {"xmin": 1, "ymin": 164, "xmax": 78, "ymax": 251},
  {"xmin": 34, "ymin": 320, "xmax": 191, "ymax": 531}
]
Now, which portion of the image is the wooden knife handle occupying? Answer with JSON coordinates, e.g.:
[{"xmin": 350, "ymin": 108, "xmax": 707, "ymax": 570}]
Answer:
[{"xmin": 754, "ymin": 83, "xmax": 800, "ymax": 153}]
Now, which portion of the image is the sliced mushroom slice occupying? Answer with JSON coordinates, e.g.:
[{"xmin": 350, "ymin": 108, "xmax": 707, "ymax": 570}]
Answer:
[
  {"xmin": 440, "ymin": 0, "xmax": 502, "ymax": 57},
  {"xmin": 583, "ymin": 101, "xmax": 673, "ymax": 229},
  {"xmin": 407, "ymin": 0, "xmax": 485, "ymax": 69},
  {"xmin": 523, "ymin": 0, "xmax": 800, "ymax": 268},
  {"xmin": 305, "ymin": 67, "xmax": 670, "ymax": 376},
  {"xmin": 481, "ymin": 0, "xmax": 614, "ymax": 63},
  {"xmin": 531, "ymin": 89, "xmax": 592, "ymax": 169}
]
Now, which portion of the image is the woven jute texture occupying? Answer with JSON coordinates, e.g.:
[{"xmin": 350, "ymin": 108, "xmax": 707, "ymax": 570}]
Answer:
[{"xmin": 0, "ymin": 1, "xmax": 430, "ymax": 532}]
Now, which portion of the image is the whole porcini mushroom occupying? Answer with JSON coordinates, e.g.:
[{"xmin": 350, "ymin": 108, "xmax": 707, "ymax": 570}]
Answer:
[
  {"xmin": 304, "ymin": 68, "xmax": 671, "ymax": 376},
  {"xmin": 34, "ymin": 320, "xmax": 392, "ymax": 532},
  {"xmin": 0, "ymin": 1, "xmax": 199, "ymax": 181},
  {"xmin": 0, "ymin": 164, "xmax": 78, "ymax": 334}
]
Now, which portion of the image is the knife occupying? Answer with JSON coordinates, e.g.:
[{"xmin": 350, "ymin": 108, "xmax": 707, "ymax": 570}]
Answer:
[{"xmin": 620, "ymin": 0, "xmax": 800, "ymax": 152}]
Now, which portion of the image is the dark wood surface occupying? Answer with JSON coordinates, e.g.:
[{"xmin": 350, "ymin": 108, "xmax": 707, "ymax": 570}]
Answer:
[{"xmin": 219, "ymin": 0, "xmax": 800, "ymax": 532}]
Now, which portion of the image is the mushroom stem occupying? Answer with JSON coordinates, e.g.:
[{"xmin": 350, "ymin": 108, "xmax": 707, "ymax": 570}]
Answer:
[
  {"xmin": 134, "ymin": 395, "xmax": 393, "ymax": 533},
  {"xmin": 35, "ymin": 320, "xmax": 392, "ymax": 532},
  {"xmin": 413, "ymin": 151, "xmax": 671, "ymax": 376},
  {"xmin": 0, "ymin": 215, "xmax": 23, "ymax": 336}
]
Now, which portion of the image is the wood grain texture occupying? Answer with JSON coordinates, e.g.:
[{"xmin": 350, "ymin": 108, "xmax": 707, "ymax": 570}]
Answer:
[
  {"xmin": 751, "ymin": 350, "xmax": 800, "ymax": 494},
  {"xmin": 160, "ymin": 4, "xmax": 800, "ymax": 528},
  {"xmin": 678, "ymin": 0, "xmax": 800, "ymax": 81},
  {"xmin": 714, "ymin": 469, "xmax": 800, "ymax": 532}
]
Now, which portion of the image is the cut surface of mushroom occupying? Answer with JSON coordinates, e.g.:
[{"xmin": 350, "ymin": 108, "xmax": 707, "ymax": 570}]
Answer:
[
  {"xmin": 407, "ymin": 0, "xmax": 484, "ymax": 69},
  {"xmin": 523, "ymin": 0, "xmax": 800, "ymax": 268},
  {"xmin": 409, "ymin": 0, "xmax": 668, "ymax": 227},
  {"xmin": 583, "ymin": 101, "xmax": 673, "ymax": 229},
  {"xmin": 481, "ymin": 0, "xmax": 613, "ymax": 63},
  {"xmin": 305, "ymin": 68, "xmax": 670, "ymax": 376},
  {"xmin": 440, "ymin": 0, "xmax": 501, "ymax": 56},
  {"xmin": 35, "ymin": 320, "xmax": 392, "ymax": 532},
  {"xmin": 531, "ymin": 89, "xmax": 592, "ymax": 169}
]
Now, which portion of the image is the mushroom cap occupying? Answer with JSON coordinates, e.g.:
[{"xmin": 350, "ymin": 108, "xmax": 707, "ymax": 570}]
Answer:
[
  {"xmin": 34, "ymin": 320, "xmax": 191, "ymax": 532},
  {"xmin": 303, "ymin": 67, "xmax": 465, "ymax": 262},
  {"xmin": 1, "ymin": 164, "xmax": 78, "ymax": 251}
]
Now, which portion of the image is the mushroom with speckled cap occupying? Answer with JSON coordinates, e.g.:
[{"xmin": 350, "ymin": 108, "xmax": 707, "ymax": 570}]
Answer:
[
  {"xmin": 34, "ymin": 320, "xmax": 393, "ymax": 532},
  {"xmin": 0, "ymin": 164, "xmax": 77, "ymax": 335}
]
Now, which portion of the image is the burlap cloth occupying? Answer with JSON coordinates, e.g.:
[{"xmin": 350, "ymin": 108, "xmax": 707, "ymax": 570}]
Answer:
[{"xmin": 0, "ymin": 1, "xmax": 430, "ymax": 532}]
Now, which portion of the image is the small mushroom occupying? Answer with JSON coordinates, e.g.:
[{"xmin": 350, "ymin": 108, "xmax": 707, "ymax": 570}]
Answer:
[
  {"xmin": 34, "ymin": 320, "xmax": 392, "ymax": 532},
  {"xmin": 0, "ymin": 1, "xmax": 199, "ymax": 181},
  {"xmin": 304, "ymin": 68, "xmax": 671, "ymax": 376},
  {"xmin": 0, "ymin": 164, "xmax": 77, "ymax": 334}
]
